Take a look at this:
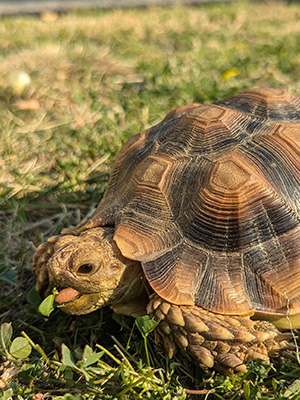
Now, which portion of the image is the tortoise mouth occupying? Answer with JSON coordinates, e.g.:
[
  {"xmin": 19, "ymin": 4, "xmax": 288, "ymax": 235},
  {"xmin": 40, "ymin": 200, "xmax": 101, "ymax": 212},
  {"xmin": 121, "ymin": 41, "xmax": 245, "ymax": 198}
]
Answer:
[
  {"xmin": 55, "ymin": 287, "xmax": 82, "ymax": 304},
  {"xmin": 54, "ymin": 289, "xmax": 109, "ymax": 315}
]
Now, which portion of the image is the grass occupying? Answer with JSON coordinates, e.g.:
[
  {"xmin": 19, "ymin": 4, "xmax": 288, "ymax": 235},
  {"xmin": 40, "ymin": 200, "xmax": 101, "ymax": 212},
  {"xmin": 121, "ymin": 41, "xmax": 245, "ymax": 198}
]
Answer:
[{"xmin": 1, "ymin": 0, "xmax": 300, "ymax": 398}]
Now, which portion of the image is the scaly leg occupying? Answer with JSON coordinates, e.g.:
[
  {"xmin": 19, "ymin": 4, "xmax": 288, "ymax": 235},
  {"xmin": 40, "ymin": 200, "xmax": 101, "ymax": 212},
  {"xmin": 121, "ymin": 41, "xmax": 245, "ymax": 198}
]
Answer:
[{"xmin": 147, "ymin": 294, "xmax": 291, "ymax": 374}]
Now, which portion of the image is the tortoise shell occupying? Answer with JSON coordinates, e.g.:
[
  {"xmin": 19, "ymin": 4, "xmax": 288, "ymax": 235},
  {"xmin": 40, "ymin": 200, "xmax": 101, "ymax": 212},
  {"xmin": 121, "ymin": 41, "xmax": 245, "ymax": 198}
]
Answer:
[{"xmin": 82, "ymin": 88, "xmax": 300, "ymax": 318}]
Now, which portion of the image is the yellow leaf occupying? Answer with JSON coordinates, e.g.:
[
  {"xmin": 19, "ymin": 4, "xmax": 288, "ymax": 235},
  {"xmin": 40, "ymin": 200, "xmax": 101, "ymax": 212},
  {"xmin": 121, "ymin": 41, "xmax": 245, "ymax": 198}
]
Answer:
[{"xmin": 222, "ymin": 68, "xmax": 239, "ymax": 81}]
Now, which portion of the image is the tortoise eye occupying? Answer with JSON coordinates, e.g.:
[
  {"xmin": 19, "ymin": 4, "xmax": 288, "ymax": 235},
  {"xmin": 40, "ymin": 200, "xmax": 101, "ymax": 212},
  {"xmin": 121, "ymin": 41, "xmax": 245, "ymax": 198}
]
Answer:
[{"xmin": 77, "ymin": 263, "xmax": 94, "ymax": 274}]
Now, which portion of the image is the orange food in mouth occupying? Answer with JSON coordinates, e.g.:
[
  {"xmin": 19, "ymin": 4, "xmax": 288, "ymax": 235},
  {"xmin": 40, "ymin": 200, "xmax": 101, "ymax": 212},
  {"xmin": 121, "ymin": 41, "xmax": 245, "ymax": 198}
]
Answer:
[{"xmin": 55, "ymin": 287, "xmax": 81, "ymax": 304}]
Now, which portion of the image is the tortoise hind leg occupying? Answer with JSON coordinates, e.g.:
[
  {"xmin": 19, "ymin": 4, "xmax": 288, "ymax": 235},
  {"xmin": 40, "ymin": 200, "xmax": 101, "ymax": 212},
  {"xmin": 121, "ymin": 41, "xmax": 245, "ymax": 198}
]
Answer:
[{"xmin": 147, "ymin": 294, "xmax": 290, "ymax": 373}]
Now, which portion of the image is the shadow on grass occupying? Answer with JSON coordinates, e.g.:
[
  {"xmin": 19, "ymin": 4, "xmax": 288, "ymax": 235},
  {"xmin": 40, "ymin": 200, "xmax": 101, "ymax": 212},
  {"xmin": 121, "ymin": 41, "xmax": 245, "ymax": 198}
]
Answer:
[{"xmin": 0, "ymin": 169, "xmax": 110, "ymax": 342}]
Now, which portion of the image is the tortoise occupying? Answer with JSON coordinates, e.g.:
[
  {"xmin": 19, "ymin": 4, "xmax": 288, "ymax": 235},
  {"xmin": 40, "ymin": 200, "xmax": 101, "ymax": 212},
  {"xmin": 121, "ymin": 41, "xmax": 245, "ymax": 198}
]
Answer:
[{"xmin": 33, "ymin": 88, "xmax": 300, "ymax": 373}]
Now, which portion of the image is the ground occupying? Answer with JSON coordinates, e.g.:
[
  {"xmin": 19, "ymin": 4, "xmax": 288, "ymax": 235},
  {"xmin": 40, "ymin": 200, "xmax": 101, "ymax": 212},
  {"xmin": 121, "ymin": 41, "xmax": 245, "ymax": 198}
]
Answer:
[{"xmin": 1, "ymin": 1, "xmax": 300, "ymax": 398}]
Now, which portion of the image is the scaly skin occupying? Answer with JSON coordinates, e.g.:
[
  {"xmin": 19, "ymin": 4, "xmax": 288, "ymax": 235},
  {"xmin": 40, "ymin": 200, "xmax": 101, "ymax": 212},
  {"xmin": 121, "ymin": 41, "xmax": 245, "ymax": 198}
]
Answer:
[
  {"xmin": 33, "ymin": 227, "xmax": 292, "ymax": 373},
  {"xmin": 147, "ymin": 295, "xmax": 291, "ymax": 374}
]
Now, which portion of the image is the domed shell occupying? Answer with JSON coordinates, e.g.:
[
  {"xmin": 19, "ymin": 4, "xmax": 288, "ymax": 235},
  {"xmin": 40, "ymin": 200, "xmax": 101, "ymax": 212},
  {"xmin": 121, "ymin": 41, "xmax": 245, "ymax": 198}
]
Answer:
[{"xmin": 84, "ymin": 88, "xmax": 300, "ymax": 318}]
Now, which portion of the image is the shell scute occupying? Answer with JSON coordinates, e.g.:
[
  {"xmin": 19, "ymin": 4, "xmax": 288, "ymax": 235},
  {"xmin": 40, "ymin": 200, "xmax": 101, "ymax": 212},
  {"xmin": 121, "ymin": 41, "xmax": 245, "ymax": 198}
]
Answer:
[
  {"xmin": 133, "ymin": 155, "xmax": 171, "ymax": 188},
  {"xmin": 210, "ymin": 158, "xmax": 251, "ymax": 191}
]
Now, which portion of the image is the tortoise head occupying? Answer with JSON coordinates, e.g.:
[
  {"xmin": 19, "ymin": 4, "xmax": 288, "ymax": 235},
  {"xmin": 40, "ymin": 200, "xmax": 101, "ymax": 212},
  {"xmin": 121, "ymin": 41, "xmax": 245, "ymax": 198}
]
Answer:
[{"xmin": 33, "ymin": 227, "xmax": 144, "ymax": 315}]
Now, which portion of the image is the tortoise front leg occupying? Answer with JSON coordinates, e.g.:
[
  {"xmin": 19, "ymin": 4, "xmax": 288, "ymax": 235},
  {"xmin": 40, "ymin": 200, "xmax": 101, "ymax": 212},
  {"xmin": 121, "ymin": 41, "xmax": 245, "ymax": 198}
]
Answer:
[
  {"xmin": 147, "ymin": 294, "xmax": 290, "ymax": 373},
  {"xmin": 33, "ymin": 233, "xmax": 77, "ymax": 294}
]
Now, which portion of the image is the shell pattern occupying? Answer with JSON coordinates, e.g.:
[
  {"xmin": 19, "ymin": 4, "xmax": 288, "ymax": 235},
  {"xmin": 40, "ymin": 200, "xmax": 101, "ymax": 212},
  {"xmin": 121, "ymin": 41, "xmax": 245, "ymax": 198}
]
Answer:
[{"xmin": 85, "ymin": 88, "xmax": 300, "ymax": 318}]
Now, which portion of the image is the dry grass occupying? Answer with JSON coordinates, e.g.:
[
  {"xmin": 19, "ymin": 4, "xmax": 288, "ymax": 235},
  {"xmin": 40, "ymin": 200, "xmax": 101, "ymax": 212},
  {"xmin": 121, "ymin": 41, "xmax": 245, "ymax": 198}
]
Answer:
[{"xmin": 1, "ymin": 1, "xmax": 300, "ymax": 398}]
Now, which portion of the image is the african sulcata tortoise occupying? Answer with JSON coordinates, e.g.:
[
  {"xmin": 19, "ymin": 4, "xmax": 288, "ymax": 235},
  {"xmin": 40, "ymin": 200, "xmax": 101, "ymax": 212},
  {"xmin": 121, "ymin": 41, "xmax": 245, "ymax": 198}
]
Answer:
[{"xmin": 33, "ymin": 88, "xmax": 300, "ymax": 373}]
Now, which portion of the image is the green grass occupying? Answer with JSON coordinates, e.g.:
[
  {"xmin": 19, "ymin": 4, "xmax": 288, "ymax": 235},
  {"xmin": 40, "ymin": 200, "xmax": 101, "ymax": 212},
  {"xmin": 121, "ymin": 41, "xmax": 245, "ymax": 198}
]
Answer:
[{"xmin": 1, "ymin": 1, "xmax": 300, "ymax": 398}]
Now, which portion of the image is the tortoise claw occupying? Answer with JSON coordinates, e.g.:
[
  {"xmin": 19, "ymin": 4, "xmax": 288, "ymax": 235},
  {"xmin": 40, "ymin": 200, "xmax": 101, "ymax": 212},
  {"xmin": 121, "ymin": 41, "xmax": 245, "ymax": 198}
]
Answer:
[
  {"xmin": 216, "ymin": 353, "xmax": 247, "ymax": 374},
  {"xmin": 187, "ymin": 345, "xmax": 215, "ymax": 368},
  {"xmin": 275, "ymin": 332, "xmax": 297, "ymax": 342},
  {"xmin": 279, "ymin": 351, "xmax": 299, "ymax": 362},
  {"xmin": 279, "ymin": 344, "xmax": 298, "ymax": 352}
]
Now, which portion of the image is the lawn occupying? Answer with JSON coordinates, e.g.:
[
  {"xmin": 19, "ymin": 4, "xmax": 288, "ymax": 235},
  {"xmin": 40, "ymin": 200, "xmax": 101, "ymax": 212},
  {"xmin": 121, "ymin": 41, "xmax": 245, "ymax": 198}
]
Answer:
[{"xmin": 1, "ymin": 1, "xmax": 300, "ymax": 398}]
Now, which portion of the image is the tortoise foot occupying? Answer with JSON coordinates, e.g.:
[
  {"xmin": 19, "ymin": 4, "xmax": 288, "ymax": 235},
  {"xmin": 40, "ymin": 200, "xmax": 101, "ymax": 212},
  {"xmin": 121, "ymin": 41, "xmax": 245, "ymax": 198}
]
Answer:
[{"xmin": 147, "ymin": 295, "xmax": 291, "ymax": 374}]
